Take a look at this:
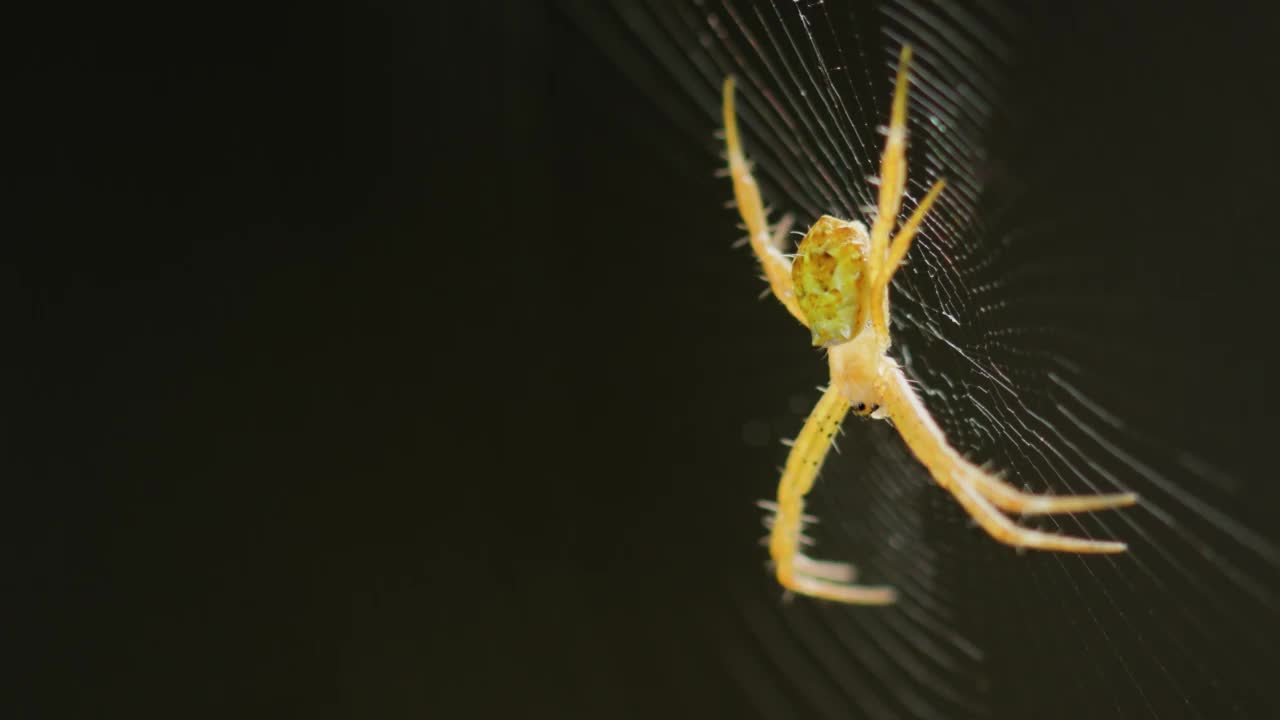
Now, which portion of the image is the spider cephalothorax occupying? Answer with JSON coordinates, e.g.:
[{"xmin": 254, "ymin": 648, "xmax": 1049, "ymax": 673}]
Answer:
[{"xmin": 721, "ymin": 45, "xmax": 1138, "ymax": 604}]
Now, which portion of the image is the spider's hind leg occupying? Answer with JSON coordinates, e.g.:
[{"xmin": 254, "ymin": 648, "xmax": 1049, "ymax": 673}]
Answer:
[
  {"xmin": 867, "ymin": 46, "xmax": 913, "ymax": 273},
  {"xmin": 882, "ymin": 179, "xmax": 945, "ymax": 287},
  {"xmin": 722, "ymin": 77, "xmax": 807, "ymax": 326},
  {"xmin": 864, "ymin": 45, "xmax": 947, "ymax": 339}
]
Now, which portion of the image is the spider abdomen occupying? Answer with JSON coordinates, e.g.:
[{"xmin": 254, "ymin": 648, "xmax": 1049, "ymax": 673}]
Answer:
[{"xmin": 792, "ymin": 215, "xmax": 870, "ymax": 347}]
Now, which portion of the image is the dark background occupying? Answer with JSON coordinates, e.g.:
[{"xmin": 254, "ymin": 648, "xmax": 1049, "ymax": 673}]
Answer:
[{"xmin": 10, "ymin": 2, "xmax": 1280, "ymax": 718}]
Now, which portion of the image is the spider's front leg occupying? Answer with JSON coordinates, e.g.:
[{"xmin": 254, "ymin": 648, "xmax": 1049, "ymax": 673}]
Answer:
[
  {"xmin": 865, "ymin": 47, "xmax": 1137, "ymax": 547},
  {"xmin": 877, "ymin": 362, "xmax": 1135, "ymax": 553},
  {"xmin": 765, "ymin": 385, "xmax": 898, "ymax": 604},
  {"xmin": 722, "ymin": 77, "xmax": 807, "ymax": 327}
]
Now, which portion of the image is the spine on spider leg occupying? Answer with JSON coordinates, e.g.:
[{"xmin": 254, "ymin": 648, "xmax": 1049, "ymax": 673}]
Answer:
[{"xmin": 769, "ymin": 387, "xmax": 850, "ymax": 577}]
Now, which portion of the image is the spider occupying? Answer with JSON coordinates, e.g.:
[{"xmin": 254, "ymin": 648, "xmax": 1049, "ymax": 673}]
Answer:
[{"xmin": 722, "ymin": 46, "xmax": 1139, "ymax": 604}]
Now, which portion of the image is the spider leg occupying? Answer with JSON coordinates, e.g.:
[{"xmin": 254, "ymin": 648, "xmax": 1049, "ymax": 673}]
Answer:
[
  {"xmin": 795, "ymin": 554, "xmax": 858, "ymax": 583},
  {"xmin": 768, "ymin": 212, "xmax": 796, "ymax": 254},
  {"xmin": 868, "ymin": 46, "xmax": 913, "ymax": 287},
  {"xmin": 877, "ymin": 361, "xmax": 1132, "ymax": 553},
  {"xmin": 956, "ymin": 462, "xmax": 1138, "ymax": 516},
  {"xmin": 882, "ymin": 179, "xmax": 946, "ymax": 286},
  {"xmin": 722, "ymin": 77, "xmax": 808, "ymax": 326},
  {"xmin": 766, "ymin": 385, "xmax": 897, "ymax": 604},
  {"xmin": 948, "ymin": 479, "xmax": 1128, "ymax": 553},
  {"xmin": 867, "ymin": 45, "xmax": 921, "ymax": 341}
]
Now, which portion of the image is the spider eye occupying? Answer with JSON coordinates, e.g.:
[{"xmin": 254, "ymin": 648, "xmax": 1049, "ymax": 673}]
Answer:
[{"xmin": 853, "ymin": 402, "xmax": 866, "ymax": 413}]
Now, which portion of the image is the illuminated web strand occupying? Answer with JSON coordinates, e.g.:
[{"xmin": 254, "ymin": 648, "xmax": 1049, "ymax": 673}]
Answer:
[
  {"xmin": 739, "ymin": 3, "xmax": 863, "ymax": 216},
  {"xmin": 765, "ymin": 0, "xmax": 874, "ymax": 218}
]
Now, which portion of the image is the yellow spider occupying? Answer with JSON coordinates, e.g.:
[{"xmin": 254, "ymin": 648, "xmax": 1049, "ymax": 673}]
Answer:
[{"xmin": 722, "ymin": 46, "xmax": 1139, "ymax": 604}]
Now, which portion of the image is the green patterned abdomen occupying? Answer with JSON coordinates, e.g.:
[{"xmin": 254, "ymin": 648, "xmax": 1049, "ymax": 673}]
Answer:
[{"xmin": 792, "ymin": 215, "xmax": 868, "ymax": 347}]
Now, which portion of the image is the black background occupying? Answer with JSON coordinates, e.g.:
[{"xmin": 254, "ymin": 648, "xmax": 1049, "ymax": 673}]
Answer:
[{"xmin": 11, "ymin": 2, "xmax": 1280, "ymax": 718}]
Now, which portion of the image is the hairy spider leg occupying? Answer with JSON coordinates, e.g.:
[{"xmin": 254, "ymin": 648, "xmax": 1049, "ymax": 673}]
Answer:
[
  {"xmin": 869, "ymin": 178, "xmax": 946, "ymax": 346},
  {"xmin": 866, "ymin": 46, "xmax": 949, "ymax": 347},
  {"xmin": 866, "ymin": 49, "xmax": 1137, "ymax": 522},
  {"xmin": 955, "ymin": 460, "xmax": 1138, "ymax": 516},
  {"xmin": 883, "ymin": 180, "xmax": 945, "ymax": 288},
  {"xmin": 722, "ymin": 77, "xmax": 807, "ymax": 326},
  {"xmin": 878, "ymin": 363, "xmax": 1131, "ymax": 552},
  {"xmin": 867, "ymin": 46, "xmax": 913, "ymax": 340},
  {"xmin": 767, "ymin": 384, "xmax": 898, "ymax": 603}
]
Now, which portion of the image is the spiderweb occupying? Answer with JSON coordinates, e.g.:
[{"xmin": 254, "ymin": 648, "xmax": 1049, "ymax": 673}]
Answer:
[{"xmin": 563, "ymin": 1, "xmax": 1280, "ymax": 717}]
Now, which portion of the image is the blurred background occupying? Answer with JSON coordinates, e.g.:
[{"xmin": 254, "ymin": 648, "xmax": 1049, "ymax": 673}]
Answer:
[{"xmin": 10, "ymin": 1, "xmax": 1280, "ymax": 718}]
